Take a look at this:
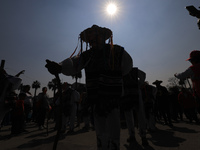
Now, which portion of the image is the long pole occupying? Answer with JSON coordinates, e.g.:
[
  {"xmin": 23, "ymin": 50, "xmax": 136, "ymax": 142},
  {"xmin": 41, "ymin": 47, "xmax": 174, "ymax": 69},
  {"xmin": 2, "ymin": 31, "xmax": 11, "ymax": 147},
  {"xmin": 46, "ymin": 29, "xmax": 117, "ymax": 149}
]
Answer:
[{"xmin": 53, "ymin": 74, "xmax": 63, "ymax": 150}]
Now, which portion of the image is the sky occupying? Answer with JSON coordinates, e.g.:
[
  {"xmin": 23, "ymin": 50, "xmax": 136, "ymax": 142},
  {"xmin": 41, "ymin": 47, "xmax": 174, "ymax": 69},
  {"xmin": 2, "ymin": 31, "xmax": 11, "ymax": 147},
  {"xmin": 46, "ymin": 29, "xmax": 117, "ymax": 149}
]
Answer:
[{"xmin": 1, "ymin": 0, "xmax": 200, "ymax": 97}]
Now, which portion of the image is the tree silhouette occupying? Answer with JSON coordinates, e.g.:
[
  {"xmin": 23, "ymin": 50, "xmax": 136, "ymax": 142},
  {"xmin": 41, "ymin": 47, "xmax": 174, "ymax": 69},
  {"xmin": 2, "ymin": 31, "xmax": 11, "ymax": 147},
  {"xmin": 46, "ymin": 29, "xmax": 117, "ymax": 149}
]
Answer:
[
  {"xmin": 166, "ymin": 77, "xmax": 180, "ymax": 88},
  {"xmin": 48, "ymin": 78, "xmax": 58, "ymax": 97},
  {"xmin": 32, "ymin": 80, "xmax": 41, "ymax": 97}
]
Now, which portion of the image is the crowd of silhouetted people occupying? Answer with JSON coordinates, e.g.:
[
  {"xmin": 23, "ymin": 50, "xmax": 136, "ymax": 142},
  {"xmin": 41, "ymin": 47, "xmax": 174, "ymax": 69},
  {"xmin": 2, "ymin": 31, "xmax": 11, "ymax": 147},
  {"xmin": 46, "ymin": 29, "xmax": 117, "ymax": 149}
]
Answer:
[
  {"xmin": 1, "ymin": 24, "xmax": 200, "ymax": 150},
  {"xmin": 1, "ymin": 78, "xmax": 200, "ymax": 137}
]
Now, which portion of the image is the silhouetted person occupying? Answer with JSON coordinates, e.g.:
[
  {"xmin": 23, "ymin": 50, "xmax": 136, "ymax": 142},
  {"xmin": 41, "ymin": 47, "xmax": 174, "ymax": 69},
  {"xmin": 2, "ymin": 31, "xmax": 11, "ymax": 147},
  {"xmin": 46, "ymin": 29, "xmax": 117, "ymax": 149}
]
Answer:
[
  {"xmin": 11, "ymin": 93, "xmax": 25, "ymax": 135},
  {"xmin": 45, "ymin": 25, "xmax": 133, "ymax": 150},
  {"xmin": 178, "ymin": 87, "xmax": 199, "ymax": 123},
  {"xmin": 122, "ymin": 68, "xmax": 149, "ymax": 147},
  {"xmin": 20, "ymin": 85, "xmax": 33, "ymax": 123},
  {"xmin": 37, "ymin": 87, "xmax": 50, "ymax": 130},
  {"xmin": 175, "ymin": 50, "xmax": 200, "ymax": 106},
  {"xmin": 153, "ymin": 80, "xmax": 173, "ymax": 127}
]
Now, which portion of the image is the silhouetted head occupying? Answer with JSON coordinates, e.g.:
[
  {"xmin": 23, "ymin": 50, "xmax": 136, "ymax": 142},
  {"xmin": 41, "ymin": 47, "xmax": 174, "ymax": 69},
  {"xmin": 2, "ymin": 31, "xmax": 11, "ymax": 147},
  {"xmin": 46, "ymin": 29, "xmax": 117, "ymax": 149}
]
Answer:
[
  {"xmin": 80, "ymin": 25, "xmax": 112, "ymax": 49},
  {"xmin": 186, "ymin": 50, "xmax": 200, "ymax": 64}
]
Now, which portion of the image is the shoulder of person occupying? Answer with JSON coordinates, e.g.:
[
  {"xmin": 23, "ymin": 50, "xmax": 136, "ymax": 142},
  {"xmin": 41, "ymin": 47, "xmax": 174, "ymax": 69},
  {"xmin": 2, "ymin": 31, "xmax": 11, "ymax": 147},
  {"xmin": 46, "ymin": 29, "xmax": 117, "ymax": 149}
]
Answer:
[{"xmin": 113, "ymin": 44, "xmax": 124, "ymax": 51}]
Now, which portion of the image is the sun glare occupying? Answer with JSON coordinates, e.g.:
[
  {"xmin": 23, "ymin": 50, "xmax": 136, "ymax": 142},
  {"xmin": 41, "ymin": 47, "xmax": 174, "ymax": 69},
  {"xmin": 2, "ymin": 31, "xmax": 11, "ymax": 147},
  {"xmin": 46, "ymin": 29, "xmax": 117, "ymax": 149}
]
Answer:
[
  {"xmin": 100, "ymin": 0, "xmax": 123, "ymax": 22},
  {"xmin": 107, "ymin": 3, "xmax": 117, "ymax": 16}
]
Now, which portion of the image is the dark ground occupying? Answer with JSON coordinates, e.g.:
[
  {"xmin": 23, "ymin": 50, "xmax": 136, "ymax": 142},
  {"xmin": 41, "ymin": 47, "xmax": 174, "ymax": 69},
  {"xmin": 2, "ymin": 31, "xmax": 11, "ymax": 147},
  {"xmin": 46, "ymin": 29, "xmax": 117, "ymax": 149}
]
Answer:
[{"xmin": 0, "ymin": 115, "xmax": 200, "ymax": 150}]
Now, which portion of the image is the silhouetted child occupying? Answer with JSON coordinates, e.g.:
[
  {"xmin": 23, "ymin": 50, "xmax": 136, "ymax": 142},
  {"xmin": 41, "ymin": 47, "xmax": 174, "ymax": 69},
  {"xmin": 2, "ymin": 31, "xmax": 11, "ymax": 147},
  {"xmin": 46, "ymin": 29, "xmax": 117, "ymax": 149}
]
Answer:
[{"xmin": 11, "ymin": 93, "xmax": 25, "ymax": 135}]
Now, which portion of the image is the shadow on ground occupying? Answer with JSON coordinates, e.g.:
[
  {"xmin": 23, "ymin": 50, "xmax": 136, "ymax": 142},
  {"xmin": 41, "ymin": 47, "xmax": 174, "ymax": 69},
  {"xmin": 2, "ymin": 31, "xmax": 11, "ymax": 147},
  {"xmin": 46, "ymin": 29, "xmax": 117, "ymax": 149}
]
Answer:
[{"xmin": 148, "ymin": 126, "xmax": 191, "ymax": 148}]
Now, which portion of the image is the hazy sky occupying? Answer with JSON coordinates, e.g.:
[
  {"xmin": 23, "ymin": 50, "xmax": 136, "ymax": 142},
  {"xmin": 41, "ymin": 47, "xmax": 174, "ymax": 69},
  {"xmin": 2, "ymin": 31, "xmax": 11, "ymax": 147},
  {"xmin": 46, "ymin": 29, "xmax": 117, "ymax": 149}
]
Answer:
[{"xmin": 1, "ymin": 0, "xmax": 200, "ymax": 97}]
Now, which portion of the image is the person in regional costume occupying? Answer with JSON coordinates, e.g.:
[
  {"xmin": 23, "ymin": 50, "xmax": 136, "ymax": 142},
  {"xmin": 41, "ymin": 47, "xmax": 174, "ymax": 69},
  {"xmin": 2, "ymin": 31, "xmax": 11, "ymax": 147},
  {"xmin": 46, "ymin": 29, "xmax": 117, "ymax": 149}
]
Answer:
[
  {"xmin": 45, "ymin": 25, "xmax": 133, "ymax": 150},
  {"xmin": 175, "ymin": 50, "xmax": 200, "ymax": 105},
  {"xmin": 122, "ymin": 68, "xmax": 149, "ymax": 147},
  {"xmin": 153, "ymin": 80, "xmax": 173, "ymax": 127},
  {"xmin": 141, "ymin": 81, "xmax": 157, "ymax": 132}
]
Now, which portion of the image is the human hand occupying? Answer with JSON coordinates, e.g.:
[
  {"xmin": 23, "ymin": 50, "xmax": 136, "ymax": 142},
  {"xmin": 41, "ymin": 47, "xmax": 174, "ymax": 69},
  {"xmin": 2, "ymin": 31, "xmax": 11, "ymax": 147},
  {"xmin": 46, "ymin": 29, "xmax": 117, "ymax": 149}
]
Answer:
[
  {"xmin": 45, "ymin": 59, "xmax": 62, "ymax": 75},
  {"xmin": 174, "ymin": 73, "xmax": 177, "ymax": 77}
]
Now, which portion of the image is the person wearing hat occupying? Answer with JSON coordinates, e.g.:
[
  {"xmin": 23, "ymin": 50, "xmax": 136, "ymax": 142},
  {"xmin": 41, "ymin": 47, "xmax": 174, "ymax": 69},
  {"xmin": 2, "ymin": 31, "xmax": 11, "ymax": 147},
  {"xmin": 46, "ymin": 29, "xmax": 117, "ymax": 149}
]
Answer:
[
  {"xmin": 45, "ymin": 25, "xmax": 133, "ymax": 150},
  {"xmin": 152, "ymin": 80, "xmax": 173, "ymax": 126},
  {"xmin": 175, "ymin": 50, "xmax": 200, "ymax": 102}
]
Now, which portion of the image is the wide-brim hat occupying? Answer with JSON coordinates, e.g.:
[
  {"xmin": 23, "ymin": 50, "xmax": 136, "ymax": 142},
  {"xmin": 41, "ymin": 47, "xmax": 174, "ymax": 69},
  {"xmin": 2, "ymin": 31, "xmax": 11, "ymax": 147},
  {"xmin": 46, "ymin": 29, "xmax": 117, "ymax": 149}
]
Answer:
[
  {"xmin": 80, "ymin": 25, "xmax": 112, "ymax": 43},
  {"xmin": 186, "ymin": 50, "xmax": 200, "ymax": 61},
  {"xmin": 152, "ymin": 80, "xmax": 163, "ymax": 85}
]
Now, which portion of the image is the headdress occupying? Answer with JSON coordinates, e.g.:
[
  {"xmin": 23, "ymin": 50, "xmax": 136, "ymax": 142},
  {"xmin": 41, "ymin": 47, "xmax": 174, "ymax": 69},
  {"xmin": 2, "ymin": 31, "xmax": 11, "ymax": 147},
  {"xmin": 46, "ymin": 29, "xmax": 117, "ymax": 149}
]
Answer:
[
  {"xmin": 70, "ymin": 25, "xmax": 113, "ymax": 58},
  {"xmin": 80, "ymin": 25, "xmax": 112, "ymax": 43}
]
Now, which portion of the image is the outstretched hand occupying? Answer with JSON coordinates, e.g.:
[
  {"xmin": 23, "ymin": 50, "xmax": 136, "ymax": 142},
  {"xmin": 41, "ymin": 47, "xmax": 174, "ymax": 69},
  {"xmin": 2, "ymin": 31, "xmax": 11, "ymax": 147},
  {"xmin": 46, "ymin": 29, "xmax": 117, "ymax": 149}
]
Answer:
[
  {"xmin": 174, "ymin": 73, "xmax": 178, "ymax": 78},
  {"xmin": 45, "ymin": 59, "xmax": 62, "ymax": 75},
  {"xmin": 15, "ymin": 70, "xmax": 25, "ymax": 77}
]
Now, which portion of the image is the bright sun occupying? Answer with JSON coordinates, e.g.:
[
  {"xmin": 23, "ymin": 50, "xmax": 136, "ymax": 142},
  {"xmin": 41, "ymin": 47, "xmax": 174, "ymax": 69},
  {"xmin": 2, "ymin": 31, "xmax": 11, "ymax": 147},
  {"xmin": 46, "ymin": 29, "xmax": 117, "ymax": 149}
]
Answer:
[
  {"xmin": 101, "ymin": 0, "xmax": 122, "ymax": 21},
  {"xmin": 106, "ymin": 3, "xmax": 117, "ymax": 16}
]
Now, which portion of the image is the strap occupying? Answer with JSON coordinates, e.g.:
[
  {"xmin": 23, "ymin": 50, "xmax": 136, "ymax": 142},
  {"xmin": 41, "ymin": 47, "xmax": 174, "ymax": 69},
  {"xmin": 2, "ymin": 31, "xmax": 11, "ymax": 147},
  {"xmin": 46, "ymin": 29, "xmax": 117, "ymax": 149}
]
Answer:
[{"xmin": 70, "ymin": 37, "xmax": 81, "ymax": 58}]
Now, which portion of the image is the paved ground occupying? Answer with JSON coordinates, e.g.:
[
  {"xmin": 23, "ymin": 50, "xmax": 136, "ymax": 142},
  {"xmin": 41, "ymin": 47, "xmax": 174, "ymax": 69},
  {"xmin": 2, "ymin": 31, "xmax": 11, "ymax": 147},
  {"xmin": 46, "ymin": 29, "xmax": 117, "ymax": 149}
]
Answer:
[{"xmin": 0, "ymin": 117, "xmax": 200, "ymax": 150}]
